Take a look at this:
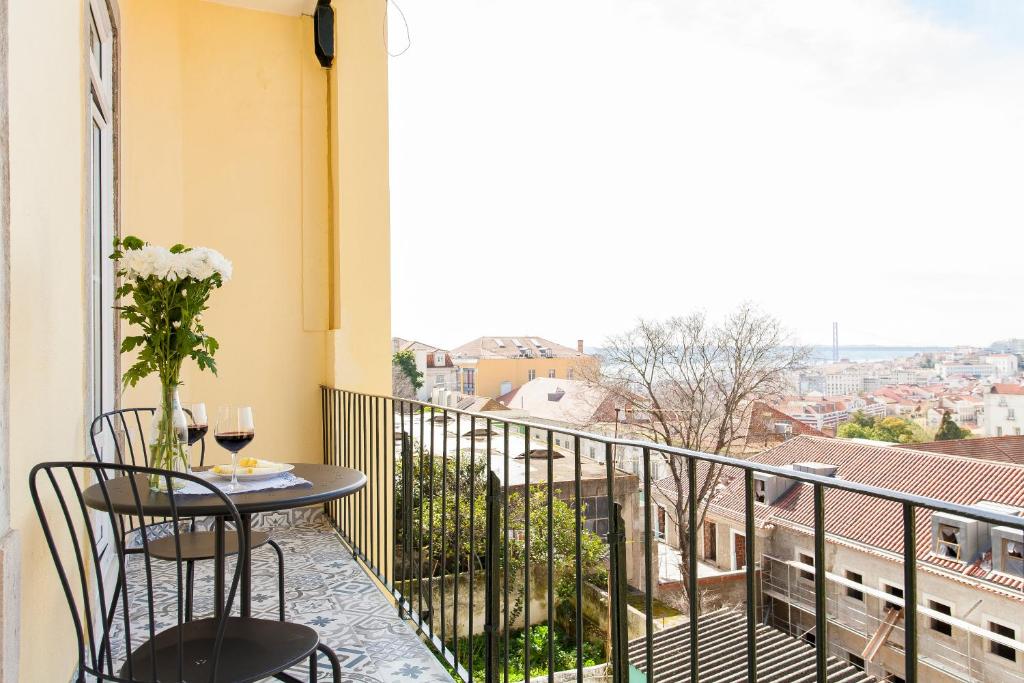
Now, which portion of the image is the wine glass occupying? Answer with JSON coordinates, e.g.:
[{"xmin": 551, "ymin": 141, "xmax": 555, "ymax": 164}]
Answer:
[
  {"xmin": 214, "ymin": 406, "xmax": 255, "ymax": 492},
  {"xmin": 185, "ymin": 402, "xmax": 208, "ymax": 473}
]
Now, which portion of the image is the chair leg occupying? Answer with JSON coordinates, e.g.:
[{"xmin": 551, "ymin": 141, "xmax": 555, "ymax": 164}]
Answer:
[
  {"xmin": 309, "ymin": 652, "xmax": 317, "ymax": 683},
  {"xmin": 268, "ymin": 538, "xmax": 285, "ymax": 621},
  {"xmin": 185, "ymin": 560, "xmax": 195, "ymax": 622},
  {"xmin": 316, "ymin": 643, "xmax": 342, "ymax": 683}
]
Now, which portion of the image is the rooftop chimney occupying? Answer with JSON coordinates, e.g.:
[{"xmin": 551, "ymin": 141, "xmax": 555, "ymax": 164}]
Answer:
[{"xmin": 577, "ymin": 339, "xmax": 584, "ymax": 354}]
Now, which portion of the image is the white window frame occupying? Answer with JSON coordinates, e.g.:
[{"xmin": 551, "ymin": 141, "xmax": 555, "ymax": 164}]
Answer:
[
  {"xmin": 85, "ymin": 0, "xmax": 121, "ymax": 645},
  {"xmin": 528, "ymin": 369, "xmax": 536, "ymax": 381},
  {"xmin": 87, "ymin": 0, "xmax": 118, "ymax": 457}
]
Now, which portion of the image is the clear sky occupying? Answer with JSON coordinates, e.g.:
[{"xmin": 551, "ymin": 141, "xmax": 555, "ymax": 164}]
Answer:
[{"xmin": 387, "ymin": 0, "xmax": 1024, "ymax": 350}]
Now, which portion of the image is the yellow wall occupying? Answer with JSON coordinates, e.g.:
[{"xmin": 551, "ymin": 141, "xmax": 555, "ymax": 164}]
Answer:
[
  {"xmin": 119, "ymin": 0, "xmax": 393, "ymax": 463},
  {"xmin": 462, "ymin": 357, "xmax": 598, "ymax": 399},
  {"xmin": 7, "ymin": 1, "xmax": 89, "ymax": 680},
  {"xmin": 7, "ymin": 0, "xmax": 391, "ymax": 680},
  {"xmin": 327, "ymin": 0, "xmax": 392, "ymax": 396}
]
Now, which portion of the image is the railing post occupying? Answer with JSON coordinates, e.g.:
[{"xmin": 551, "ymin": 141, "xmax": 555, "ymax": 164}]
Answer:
[
  {"xmin": 485, "ymin": 472, "xmax": 501, "ymax": 683},
  {"xmin": 400, "ymin": 431, "xmax": 414, "ymax": 619},
  {"xmin": 903, "ymin": 503, "xmax": 918, "ymax": 683},
  {"xmin": 813, "ymin": 483, "xmax": 827, "ymax": 681},
  {"xmin": 608, "ymin": 502, "xmax": 630, "ymax": 683}
]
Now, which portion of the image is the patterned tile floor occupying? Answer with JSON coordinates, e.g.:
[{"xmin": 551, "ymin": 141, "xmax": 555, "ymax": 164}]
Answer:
[{"xmin": 115, "ymin": 509, "xmax": 453, "ymax": 682}]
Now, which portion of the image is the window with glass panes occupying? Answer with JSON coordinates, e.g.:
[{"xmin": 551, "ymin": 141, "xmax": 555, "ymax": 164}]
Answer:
[{"xmin": 87, "ymin": 0, "xmax": 117, "ymax": 442}]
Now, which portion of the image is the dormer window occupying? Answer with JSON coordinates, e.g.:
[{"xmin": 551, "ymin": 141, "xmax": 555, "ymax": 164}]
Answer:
[
  {"xmin": 754, "ymin": 479, "xmax": 766, "ymax": 504},
  {"xmin": 931, "ymin": 513, "xmax": 981, "ymax": 564},
  {"xmin": 992, "ymin": 527, "xmax": 1024, "ymax": 577},
  {"xmin": 435, "ymin": 351, "xmax": 445, "ymax": 366},
  {"xmin": 936, "ymin": 524, "xmax": 962, "ymax": 560}
]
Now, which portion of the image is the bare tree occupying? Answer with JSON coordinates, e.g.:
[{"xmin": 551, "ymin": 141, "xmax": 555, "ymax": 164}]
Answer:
[{"xmin": 583, "ymin": 303, "xmax": 809, "ymax": 607}]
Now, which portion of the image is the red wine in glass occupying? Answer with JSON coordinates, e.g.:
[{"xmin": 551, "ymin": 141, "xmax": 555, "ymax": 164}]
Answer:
[
  {"xmin": 215, "ymin": 406, "xmax": 255, "ymax": 492},
  {"xmin": 187, "ymin": 424, "xmax": 209, "ymax": 446},
  {"xmin": 214, "ymin": 431, "xmax": 254, "ymax": 452}
]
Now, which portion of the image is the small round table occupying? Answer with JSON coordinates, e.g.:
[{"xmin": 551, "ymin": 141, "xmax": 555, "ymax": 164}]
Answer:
[{"xmin": 83, "ymin": 463, "xmax": 366, "ymax": 618}]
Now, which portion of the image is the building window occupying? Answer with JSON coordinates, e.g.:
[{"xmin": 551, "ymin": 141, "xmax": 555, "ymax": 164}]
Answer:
[
  {"xmin": 928, "ymin": 600, "xmax": 953, "ymax": 636},
  {"xmin": 936, "ymin": 523, "xmax": 962, "ymax": 560},
  {"xmin": 653, "ymin": 504, "xmax": 666, "ymax": 540},
  {"xmin": 567, "ymin": 368, "xmax": 574, "ymax": 380},
  {"xmin": 798, "ymin": 552, "xmax": 814, "ymax": 581},
  {"xmin": 434, "ymin": 375, "xmax": 446, "ymax": 387},
  {"xmin": 754, "ymin": 478, "xmax": 766, "ymax": 504},
  {"xmin": 88, "ymin": 0, "xmax": 117, "ymax": 435},
  {"xmin": 462, "ymin": 368, "xmax": 475, "ymax": 394},
  {"xmin": 845, "ymin": 571, "xmax": 864, "ymax": 601},
  {"xmin": 528, "ymin": 369, "xmax": 536, "ymax": 381},
  {"xmin": 1004, "ymin": 538, "xmax": 1023, "ymax": 576},
  {"xmin": 434, "ymin": 351, "xmax": 445, "ymax": 366},
  {"xmin": 704, "ymin": 522, "xmax": 717, "ymax": 561},
  {"xmin": 997, "ymin": 426, "xmax": 1004, "ymax": 436},
  {"xmin": 883, "ymin": 583, "xmax": 904, "ymax": 612},
  {"xmin": 989, "ymin": 621, "xmax": 1017, "ymax": 662},
  {"xmin": 580, "ymin": 496, "xmax": 610, "ymax": 539},
  {"xmin": 548, "ymin": 369, "xmax": 556, "ymax": 378}
]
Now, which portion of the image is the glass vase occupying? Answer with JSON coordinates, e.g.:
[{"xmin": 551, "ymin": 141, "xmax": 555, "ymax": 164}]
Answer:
[{"xmin": 148, "ymin": 384, "xmax": 190, "ymax": 492}]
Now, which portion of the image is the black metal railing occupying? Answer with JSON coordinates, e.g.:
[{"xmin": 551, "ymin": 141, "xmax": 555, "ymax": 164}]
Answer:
[{"xmin": 321, "ymin": 387, "xmax": 1024, "ymax": 683}]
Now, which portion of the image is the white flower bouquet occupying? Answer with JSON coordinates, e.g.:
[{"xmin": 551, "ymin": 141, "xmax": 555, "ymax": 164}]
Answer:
[{"xmin": 110, "ymin": 236, "xmax": 232, "ymax": 489}]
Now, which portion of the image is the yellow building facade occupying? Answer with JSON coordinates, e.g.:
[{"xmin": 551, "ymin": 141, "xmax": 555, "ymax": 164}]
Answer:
[
  {"xmin": 450, "ymin": 336, "xmax": 597, "ymax": 399},
  {"xmin": 1, "ymin": 1, "xmax": 390, "ymax": 680},
  {"xmin": 458, "ymin": 357, "xmax": 598, "ymax": 400}
]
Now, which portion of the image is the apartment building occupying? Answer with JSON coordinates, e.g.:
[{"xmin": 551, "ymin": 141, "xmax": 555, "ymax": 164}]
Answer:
[
  {"xmin": 984, "ymin": 384, "xmax": 1024, "ymax": 437},
  {"xmin": 983, "ymin": 354, "xmax": 1020, "ymax": 378},
  {"xmin": 392, "ymin": 337, "xmax": 458, "ymax": 400},
  {"xmin": 938, "ymin": 362, "xmax": 998, "ymax": 379},
  {"xmin": 704, "ymin": 437, "xmax": 1024, "ymax": 683},
  {"xmin": 450, "ymin": 336, "xmax": 596, "ymax": 398},
  {"xmin": 826, "ymin": 373, "xmax": 865, "ymax": 396}
]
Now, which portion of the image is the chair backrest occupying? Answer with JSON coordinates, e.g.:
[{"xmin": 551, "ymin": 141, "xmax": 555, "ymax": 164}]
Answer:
[
  {"xmin": 89, "ymin": 408, "xmax": 206, "ymax": 468},
  {"xmin": 29, "ymin": 461, "xmax": 244, "ymax": 683}
]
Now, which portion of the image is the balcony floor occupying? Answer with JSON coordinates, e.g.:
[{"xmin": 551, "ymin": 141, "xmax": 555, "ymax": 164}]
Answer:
[{"xmin": 112, "ymin": 509, "xmax": 452, "ymax": 682}]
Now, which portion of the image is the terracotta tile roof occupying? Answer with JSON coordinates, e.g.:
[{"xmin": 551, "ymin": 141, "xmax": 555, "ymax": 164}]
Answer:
[
  {"xmin": 896, "ymin": 436, "xmax": 1024, "ymax": 467},
  {"xmin": 709, "ymin": 436, "xmax": 1024, "ymax": 594},
  {"xmin": 991, "ymin": 383, "xmax": 1024, "ymax": 395},
  {"xmin": 451, "ymin": 336, "xmax": 584, "ymax": 360},
  {"xmin": 746, "ymin": 401, "xmax": 827, "ymax": 437},
  {"xmin": 496, "ymin": 378, "xmax": 615, "ymax": 424}
]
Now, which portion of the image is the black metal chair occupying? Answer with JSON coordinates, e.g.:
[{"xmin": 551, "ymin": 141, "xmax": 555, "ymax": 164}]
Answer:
[
  {"xmin": 30, "ymin": 461, "xmax": 341, "ymax": 683},
  {"xmin": 90, "ymin": 408, "xmax": 285, "ymax": 621}
]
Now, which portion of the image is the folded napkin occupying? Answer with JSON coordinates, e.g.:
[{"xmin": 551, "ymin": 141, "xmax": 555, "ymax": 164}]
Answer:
[
  {"xmin": 211, "ymin": 457, "xmax": 288, "ymax": 476},
  {"xmin": 174, "ymin": 469, "xmax": 312, "ymax": 496}
]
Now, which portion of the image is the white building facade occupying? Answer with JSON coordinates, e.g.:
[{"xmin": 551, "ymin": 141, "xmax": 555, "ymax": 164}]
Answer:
[{"xmin": 983, "ymin": 386, "xmax": 1024, "ymax": 437}]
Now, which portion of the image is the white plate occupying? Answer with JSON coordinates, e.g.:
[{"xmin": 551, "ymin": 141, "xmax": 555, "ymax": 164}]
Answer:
[{"xmin": 210, "ymin": 463, "xmax": 294, "ymax": 481}]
